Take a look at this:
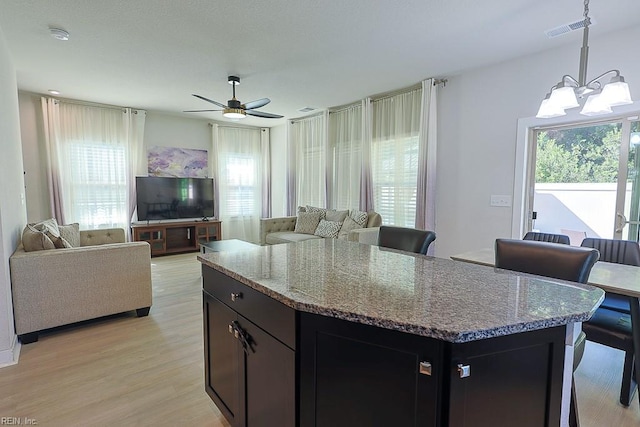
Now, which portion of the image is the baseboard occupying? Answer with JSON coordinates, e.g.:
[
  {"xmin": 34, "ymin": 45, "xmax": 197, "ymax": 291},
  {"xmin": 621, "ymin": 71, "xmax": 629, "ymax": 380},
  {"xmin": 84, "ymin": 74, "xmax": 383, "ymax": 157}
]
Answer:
[{"xmin": 0, "ymin": 334, "xmax": 21, "ymax": 368}]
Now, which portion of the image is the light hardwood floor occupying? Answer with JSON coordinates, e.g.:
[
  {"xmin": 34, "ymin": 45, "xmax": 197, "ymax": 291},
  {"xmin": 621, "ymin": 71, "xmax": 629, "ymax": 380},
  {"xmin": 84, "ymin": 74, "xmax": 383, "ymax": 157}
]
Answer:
[{"xmin": 0, "ymin": 252, "xmax": 638, "ymax": 426}]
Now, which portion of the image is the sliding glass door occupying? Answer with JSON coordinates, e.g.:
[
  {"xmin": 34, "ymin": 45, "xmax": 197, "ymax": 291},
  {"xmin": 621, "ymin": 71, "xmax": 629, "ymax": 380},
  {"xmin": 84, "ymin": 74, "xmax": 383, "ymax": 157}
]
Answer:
[{"xmin": 528, "ymin": 117, "xmax": 640, "ymax": 244}]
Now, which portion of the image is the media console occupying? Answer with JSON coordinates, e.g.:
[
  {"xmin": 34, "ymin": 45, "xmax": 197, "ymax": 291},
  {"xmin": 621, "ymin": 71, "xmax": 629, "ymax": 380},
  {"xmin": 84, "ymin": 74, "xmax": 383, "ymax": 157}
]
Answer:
[{"xmin": 132, "ymin": 220, "xmax": 222, "ymax": 257}]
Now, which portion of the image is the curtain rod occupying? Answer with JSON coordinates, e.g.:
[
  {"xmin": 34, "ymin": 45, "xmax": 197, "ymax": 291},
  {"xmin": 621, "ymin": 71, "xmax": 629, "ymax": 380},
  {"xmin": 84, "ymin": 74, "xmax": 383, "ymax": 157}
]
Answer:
[{"xmin": 47, "ymin": 96, "xmax": 145, "ymax": 113}]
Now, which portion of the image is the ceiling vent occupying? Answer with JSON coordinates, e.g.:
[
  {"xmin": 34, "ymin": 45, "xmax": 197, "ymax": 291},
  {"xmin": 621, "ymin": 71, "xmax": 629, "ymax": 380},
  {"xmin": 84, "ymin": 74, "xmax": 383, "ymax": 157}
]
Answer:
[
  {"xmin": 545, "ymin": 17, "xmax": 596, "ymax": 38},
  {"xmin": 298, "ymin": 107, "xmax": 315, "ymax": 113}
]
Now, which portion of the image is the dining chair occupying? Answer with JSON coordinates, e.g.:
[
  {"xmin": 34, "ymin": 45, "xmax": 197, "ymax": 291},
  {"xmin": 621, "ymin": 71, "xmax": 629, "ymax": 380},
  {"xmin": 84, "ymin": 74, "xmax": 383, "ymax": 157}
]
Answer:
[
  {"xmin": 377, "ymin": 226, "xmax": 436, "ymax": 255},
  {"xmin": 580, "ymin": 237, "xmax": 640, "ymax": 407},
  {"xmin": 494, "ymin": 238, "xmax": 600, "ymax": 427},
  {"xmin": 523, "ymin": 231, "xmax": 570, "ymax": 245}
]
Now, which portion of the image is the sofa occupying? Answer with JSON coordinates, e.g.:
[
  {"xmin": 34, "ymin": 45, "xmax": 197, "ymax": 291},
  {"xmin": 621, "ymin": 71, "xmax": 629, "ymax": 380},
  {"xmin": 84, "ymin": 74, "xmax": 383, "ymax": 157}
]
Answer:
[
  {"xmin": 260, "ymin": 208, "xmax": 382, "ymax": 245},
  {"xmin": 10, "ymin": 226, "xmax": 153, "ymax": 344}
]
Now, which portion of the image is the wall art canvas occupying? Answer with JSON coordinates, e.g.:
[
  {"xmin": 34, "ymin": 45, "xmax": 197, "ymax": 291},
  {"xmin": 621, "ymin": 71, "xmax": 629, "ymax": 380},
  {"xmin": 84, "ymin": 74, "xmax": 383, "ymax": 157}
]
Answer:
[{"xmin": 147, "ymin": 146, "xmax": 208, "ymax": 178}]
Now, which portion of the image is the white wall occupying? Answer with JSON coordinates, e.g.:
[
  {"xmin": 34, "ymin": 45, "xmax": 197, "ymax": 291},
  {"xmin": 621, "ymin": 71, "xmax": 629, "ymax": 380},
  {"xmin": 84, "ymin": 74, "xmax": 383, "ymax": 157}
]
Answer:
[
  {"xmin": 0, "ymin": 25, "xmax": 28, "ymax": 366},
  {"xmin": 435, "ymin": 25, "xmax": 640, "ymax": 257}
]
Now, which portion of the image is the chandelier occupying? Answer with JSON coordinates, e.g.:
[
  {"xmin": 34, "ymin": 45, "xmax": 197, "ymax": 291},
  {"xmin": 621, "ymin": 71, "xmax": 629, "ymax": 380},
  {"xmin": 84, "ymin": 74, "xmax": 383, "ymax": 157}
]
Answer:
[{"xmin": 536, "ymin": 0, "xmax": 633, "ymax": 118}]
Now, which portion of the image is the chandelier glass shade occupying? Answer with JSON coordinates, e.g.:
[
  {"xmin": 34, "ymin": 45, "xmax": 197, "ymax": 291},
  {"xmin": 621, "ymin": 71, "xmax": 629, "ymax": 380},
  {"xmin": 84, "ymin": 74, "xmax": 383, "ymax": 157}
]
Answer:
[{"xmin": 536, "ymin": 0, "xmax": 633, "ymax": 119}]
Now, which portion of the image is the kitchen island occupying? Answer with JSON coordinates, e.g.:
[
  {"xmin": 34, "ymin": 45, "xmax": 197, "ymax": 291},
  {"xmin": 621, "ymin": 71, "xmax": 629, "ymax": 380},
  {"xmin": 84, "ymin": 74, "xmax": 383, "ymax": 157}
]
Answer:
[{"xmin": 199, "ymin": 239, "xmax": 604, "ymax": 427}]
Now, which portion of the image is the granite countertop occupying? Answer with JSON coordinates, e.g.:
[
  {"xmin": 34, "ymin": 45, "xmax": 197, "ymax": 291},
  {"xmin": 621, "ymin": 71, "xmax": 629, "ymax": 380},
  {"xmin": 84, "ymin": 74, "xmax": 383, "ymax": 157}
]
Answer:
[{"xmin": 198, "ymin": 239, "xmax": 604, "ymax": 343}]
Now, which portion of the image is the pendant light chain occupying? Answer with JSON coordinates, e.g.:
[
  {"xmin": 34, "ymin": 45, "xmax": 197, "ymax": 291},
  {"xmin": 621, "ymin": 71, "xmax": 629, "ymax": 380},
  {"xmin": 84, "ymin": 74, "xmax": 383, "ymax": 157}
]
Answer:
[{"xmin": 583, "ymin": 0, "xmax": 589, "ymax": 21}]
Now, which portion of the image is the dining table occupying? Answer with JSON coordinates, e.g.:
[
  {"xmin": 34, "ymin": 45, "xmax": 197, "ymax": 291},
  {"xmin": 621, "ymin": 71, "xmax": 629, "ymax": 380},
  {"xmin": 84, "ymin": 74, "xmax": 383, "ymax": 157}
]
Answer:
[{"xmin": 451, "ymin": 246, "xmax": 640, "ymax": 408}]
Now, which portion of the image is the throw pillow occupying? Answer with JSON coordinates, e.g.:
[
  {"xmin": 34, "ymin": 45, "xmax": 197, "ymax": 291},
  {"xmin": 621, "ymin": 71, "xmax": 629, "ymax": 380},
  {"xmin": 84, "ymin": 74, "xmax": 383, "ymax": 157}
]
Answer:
[
  {"xmin": 337, "ymin": 216, "xmax": 364, "ymax": 240},
  {"xmin": 294, "ymin": 212, "xmax": 322, "ymax": 234},
  {"xmin": 306, "ymin": 205, "xmax": 327, "ymax": 219},
  {"xmin": 325, "ymin": 209, "xmax": 349, "ymax": 223},
  {"xmin": 22, "ymin": 224, "xmax": 56, "ymax": 252},
  {"xmin": 314, "ymin": 219, "xmax": 343, "ymax": 239},
  {"xmin": 349, "ymin": 209, "xmax": 369, "ymax": 227},
  {"xmin": 32, "ymin": 217, "xmax": 61, "ymax": 238},
  {"xmin": 59, "ymin": 223, "xmax": 81, "ymax": 247}
]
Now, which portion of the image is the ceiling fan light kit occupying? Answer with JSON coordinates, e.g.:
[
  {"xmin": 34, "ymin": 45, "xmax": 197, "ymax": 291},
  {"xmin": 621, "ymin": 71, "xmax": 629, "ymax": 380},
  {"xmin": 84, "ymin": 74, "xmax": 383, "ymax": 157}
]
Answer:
[
  {"xmin": 536, "ymin": 0, "xmax": 633, "ymax": 119},
  {"xmin": 185, "ymin": 75, "xmax": 283, "ymax": 120}
]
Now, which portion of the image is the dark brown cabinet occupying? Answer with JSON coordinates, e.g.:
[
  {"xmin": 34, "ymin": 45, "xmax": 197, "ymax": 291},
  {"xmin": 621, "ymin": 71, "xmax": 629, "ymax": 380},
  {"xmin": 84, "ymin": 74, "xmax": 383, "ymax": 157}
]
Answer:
[
  {"xmin": 203, "ymin": 268, "xmax": 295, "ymax": 427},
  {"xmin": 133, "ymin": 220, "xmax": 221, "ymax": 256},
  {"xmin": 202, "ymin": 265, "xmax": 567, "ymax": 427},
  {"xmin": 300, "ymin": 312, "xmax": 442, "ymax": 427}
]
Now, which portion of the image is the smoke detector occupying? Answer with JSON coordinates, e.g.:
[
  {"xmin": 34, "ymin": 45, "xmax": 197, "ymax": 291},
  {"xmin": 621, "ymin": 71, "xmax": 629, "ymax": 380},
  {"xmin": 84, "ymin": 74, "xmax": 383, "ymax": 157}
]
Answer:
[{"xmin": 49, "ymin": 28, "xmax": 70, "ymax": 41}]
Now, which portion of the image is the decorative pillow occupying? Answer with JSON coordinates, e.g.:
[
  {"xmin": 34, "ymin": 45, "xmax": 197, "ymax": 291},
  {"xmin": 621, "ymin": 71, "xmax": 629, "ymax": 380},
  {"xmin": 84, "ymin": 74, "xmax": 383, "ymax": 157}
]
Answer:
[
  {"xmin": 33, "ymin": 218, "xmax": 61, "ymax": 238},
  {"xmin": 306, "ymin": 205, "xmax": 327, "ymax": 219},
  {"xmin": 337, "ymin": 216, "xmax": 364, "ymax": 240},
  {"xmin": 22, "ymin": 224, "xmax": 56, "ymax": 252},
  {"xmin": 294, "ymin": 212, "xmax": 322, "ymax": 234},
  {"xmin": 59, "ymin": 223, "xmax": 81, "ymax": 247},
  {"xmin": 314, "ymin": 219, "xmax": 343, "ymax": 239},
  {"xmin": 325, "ymin": 209, "xmax": 349, "ymax": 223},
  {"xmin": 349, "ymin": 209, "xmax": 369, "ymax": 227}
]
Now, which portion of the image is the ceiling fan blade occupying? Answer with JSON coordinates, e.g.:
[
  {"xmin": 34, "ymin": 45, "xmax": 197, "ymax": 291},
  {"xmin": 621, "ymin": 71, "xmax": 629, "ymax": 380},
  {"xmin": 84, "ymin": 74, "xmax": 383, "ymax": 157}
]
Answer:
[
  {"xmin": 245, "ymin": 110, "xmax": 284, "ymax": 119},
  {"xmin": 183, "ymin": 109, "xmax": 223, "ymax": 113},
  {"xmin": 192, "ymin": 94, "xmax": 227, "ymax": 108},
  {"xmin": 243, "ymin": 98, "xmax": 271, "ymax": 110}
]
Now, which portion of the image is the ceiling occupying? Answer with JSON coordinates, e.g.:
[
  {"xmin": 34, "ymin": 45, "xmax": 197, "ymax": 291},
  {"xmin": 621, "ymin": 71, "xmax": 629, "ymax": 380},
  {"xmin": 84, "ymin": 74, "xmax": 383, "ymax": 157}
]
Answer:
[{"xmin": 1, "ymin": 0, "xmax": 638, "ymax": 127}]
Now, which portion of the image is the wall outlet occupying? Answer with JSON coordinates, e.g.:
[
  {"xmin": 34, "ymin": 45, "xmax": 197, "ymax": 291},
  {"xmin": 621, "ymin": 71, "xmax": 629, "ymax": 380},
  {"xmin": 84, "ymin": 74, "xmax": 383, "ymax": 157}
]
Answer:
[{"xmin": 490, "ymin": 195, "xmax": 512, "ymax": 207}]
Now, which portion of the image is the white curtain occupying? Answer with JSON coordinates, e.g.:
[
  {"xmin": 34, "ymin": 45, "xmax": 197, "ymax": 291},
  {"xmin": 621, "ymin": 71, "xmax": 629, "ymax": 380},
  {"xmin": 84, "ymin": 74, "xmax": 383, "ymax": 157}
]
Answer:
[
  {"xmin": 288, "ymin": 112, "xmax": 328, "ymax": 209},
  {"xmin": 212, "ymin": 125, "xmax": 263, "ymax": 243},
  {"xmin": 371, "ymin": 88, "xmax": 422, "ymax": 227},
  {"xmin": 415, "ymin": 79, "xmax": 438, "ymax": 234},
  {"xmin": 360, "ymin": 98, "xmax": 374, "ymax": 212},
  {"xmin": 329, "ymin": 103, "xmax": 362, "ymax": 210},
  {"xmin": 41, "ymin": 98, "xmax": 146, "ymax": 232},
  {"xmin": 126, "ymin": 108, "xmax": 147, "ymax": 235}
]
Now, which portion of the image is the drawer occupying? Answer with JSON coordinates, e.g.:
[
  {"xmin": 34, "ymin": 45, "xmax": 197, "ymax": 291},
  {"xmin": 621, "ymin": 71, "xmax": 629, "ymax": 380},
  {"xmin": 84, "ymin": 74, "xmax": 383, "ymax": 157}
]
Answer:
[{"xmin": 202, "ymin": 266, "xmax": 296, "ymax": 350}]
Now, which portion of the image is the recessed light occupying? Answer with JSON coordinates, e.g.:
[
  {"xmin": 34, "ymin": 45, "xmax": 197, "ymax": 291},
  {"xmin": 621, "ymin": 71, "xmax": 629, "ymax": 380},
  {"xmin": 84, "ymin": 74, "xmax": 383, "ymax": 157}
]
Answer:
[
  {"xmin": 49, "ymin": 28, "xmax": 70, "ymax": 41},
  {"xmin": 48, "ymin": 90, "xmax": 60, "ymax": 95}
]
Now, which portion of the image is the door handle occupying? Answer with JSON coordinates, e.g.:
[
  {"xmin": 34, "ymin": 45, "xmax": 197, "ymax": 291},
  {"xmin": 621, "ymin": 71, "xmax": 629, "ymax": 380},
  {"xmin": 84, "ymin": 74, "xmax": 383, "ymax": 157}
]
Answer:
[{"xmin": 615, "ymin": 212, "xmax": 628, "ymax": 233}]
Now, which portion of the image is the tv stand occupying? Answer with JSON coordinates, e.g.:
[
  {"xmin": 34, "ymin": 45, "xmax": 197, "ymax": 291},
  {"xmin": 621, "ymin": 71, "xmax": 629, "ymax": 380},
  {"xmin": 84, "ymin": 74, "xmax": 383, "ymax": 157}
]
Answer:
[{"xmin": 132, "ymin": 220, "xmax": 222, "ymax": 257}]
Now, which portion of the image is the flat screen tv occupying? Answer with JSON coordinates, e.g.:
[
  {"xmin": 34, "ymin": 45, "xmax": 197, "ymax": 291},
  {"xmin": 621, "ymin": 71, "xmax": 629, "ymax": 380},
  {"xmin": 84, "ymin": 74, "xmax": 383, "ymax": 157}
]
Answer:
[{"xmin": 136, "ymin": 176, "xmax": 215, "ymax": 221}]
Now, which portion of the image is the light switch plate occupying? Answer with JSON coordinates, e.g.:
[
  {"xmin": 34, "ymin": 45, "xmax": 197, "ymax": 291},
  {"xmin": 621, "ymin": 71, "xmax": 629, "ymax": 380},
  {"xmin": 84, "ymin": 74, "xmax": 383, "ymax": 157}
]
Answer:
[{"xmin": 490, "ymin": 195, "xmax": 512, "ymax": 207}]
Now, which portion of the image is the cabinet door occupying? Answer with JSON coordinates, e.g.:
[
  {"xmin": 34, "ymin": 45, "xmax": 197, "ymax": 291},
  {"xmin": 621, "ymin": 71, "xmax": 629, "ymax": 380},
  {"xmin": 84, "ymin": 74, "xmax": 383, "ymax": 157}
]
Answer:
[
  {"xmin": 300, "ymin": 312, "xmax": 442, "ymax": 427},
  {"xmin": 240, "ymin": 315, "xmax": 295, "ymax": 427},
  {"xmin": 203, "ymin": 292, "xmax": 244, "ymax": 426},
  {"xmin": 447, "ymin": 326, "xmax": 566, "ymax": 427}
]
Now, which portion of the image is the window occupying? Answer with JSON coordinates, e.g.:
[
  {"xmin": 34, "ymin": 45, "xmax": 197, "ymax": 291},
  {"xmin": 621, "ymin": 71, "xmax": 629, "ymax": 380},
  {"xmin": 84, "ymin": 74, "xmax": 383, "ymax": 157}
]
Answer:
[
  {"xmin": 371, "ymin": 88, "xmax": 421, "ymax": 227},
  {"xmin": 329, "ymin": 104, "xmax": 362, "ymax": 210},
  {"xmin": 67, "ymin": 141, "xmax": 128, "ymax": 229},
  {"xmin": 222, "ymin": 153, "xmax": 256, "ymax": 217},
  {"xmin": 372, "ymin": 135, "xmax": 419, "ymax": 227},
  {"xmin": 291, "ymin": 113, "xmax": 327, "ymax": 208},
  {"xmin": 215, "ymin": 126, "xmax": 263, "ymax": 243}
]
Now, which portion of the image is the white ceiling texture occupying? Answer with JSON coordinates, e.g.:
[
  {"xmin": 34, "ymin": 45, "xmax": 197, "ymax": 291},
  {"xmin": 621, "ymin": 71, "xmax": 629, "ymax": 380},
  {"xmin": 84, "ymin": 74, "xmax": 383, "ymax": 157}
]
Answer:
[{"xmin": 1, "ymin": 0, "xmax": 639, "ymax": 126}]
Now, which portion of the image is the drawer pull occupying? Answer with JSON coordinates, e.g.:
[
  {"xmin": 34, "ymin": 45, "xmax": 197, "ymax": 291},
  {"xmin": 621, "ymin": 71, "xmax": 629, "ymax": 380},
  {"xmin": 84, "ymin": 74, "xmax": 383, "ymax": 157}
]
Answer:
[
  {"xmin": 419, "ymin": 361, "xmax": 432, "ymax": 376},
  {"xmin": 457, "ymin": 364, "xmax": 471, "ymax": 378},
  {"xmin": 231, "ymin": 292, "xmax": 243, "ymax": 301}
]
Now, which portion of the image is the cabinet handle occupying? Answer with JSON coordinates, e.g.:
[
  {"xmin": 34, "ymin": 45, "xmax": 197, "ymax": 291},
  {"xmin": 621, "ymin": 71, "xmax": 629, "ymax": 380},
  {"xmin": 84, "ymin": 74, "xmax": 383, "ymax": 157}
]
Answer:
[
  {"xmin": 419, "ymin": 361, "xmax": 432, "ymax": 376},
  {"xmin": 457, "ymin": 364, "xmax": 471, "ymax": 378},
  {"xmin": 231, "ymin": 292, "xmax": 243, "ymax": 302},
  {"xmin": 228, "ymin": 324, "xmax": 234, "ymax": 334}
]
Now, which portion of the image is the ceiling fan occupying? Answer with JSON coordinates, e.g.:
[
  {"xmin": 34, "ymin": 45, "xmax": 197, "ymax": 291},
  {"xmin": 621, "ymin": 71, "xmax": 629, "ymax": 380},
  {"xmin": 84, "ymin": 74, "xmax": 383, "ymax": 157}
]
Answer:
[{"xmin": 185, "ymin": 76, "xmax": 283, "ymax": 119}]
